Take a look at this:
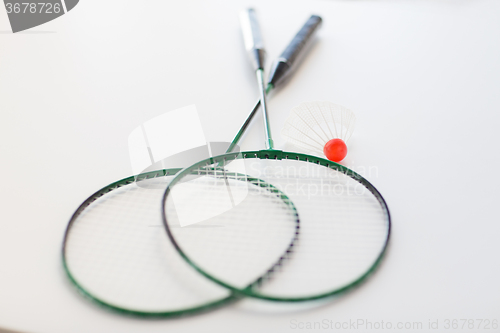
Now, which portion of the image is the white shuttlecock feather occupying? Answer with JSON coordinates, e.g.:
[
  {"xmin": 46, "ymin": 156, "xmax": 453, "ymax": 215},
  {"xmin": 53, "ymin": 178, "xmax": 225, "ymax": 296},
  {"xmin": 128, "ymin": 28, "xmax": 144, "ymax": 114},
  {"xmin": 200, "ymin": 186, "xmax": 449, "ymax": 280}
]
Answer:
[{"xmin": 281, "ymin": 101, "xmax": 356, "ymax": 162}]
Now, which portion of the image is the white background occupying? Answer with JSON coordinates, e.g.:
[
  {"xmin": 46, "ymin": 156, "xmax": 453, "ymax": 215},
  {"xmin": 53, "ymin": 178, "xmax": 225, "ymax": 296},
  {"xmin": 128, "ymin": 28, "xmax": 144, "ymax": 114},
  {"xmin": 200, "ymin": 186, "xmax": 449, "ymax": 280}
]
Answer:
[{"xmin": 1, "ymin": 0, "xmax": 499, "ymax": 332}]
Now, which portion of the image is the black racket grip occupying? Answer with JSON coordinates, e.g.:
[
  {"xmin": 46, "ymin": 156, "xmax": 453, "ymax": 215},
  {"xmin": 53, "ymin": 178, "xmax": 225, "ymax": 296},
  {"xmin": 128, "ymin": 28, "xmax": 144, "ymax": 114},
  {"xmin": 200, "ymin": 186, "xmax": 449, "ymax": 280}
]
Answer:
[{"xmin": 268, "ymin": 15, "xmax": 322, "ymax": 87}]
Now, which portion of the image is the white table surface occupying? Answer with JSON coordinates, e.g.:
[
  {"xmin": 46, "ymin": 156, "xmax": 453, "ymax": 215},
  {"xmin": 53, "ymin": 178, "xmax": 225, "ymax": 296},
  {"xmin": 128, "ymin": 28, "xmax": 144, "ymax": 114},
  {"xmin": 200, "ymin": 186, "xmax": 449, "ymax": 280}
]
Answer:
[{"xmin": 1, "ymin": 0, "xmax": 499, "ymax": 332}]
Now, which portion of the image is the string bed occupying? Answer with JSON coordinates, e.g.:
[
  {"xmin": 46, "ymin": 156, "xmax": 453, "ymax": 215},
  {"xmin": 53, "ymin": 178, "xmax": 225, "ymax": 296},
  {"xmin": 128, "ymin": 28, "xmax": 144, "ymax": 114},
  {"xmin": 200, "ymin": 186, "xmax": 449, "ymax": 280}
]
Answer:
[
  {"xmin": 63, "ymin": 168, "xmax": 299, "ymax": 316},
  {"xmin": 162, "ymin": 152, "xmax": 390, "ymax": 301}
]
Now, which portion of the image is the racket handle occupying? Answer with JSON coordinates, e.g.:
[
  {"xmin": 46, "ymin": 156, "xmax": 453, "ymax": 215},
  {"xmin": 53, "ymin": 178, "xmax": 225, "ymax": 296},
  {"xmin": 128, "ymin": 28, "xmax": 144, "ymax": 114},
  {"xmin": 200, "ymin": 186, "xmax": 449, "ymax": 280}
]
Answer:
[
  {"xmin": 268, "ymin": 15, "xmax": 322, "ymax": 87},
  {"xmin": 240, "ymin": 8, "xmax": 266, "ymax": 71}
]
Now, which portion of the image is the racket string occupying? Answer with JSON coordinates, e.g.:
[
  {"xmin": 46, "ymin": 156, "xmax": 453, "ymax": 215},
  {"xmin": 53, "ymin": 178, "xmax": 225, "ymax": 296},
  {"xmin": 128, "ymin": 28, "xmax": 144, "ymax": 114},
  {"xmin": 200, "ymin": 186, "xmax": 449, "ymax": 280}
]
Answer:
[
  {"xmin": 64, "ymin": 176, "xmax": 233, "ymax": 312},
  {"xmin": 163, "ymin": 155, "xmax": 390, "ymax": 299}
]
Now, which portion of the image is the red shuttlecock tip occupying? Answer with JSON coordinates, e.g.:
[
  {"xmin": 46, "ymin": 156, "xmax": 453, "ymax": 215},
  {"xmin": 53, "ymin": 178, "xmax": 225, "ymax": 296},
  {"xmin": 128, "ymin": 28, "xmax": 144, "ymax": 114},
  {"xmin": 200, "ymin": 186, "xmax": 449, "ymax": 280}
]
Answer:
[{"xmin": 323, "ymin": 138, "xmax": 347, "ymax": 162}]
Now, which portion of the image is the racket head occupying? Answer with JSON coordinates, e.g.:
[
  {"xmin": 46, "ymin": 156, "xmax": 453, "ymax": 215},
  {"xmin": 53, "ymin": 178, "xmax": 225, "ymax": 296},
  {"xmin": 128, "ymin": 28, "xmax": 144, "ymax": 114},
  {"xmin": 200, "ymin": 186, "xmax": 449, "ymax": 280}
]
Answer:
[
  {"xmin": 62, "ymin": 169, "xmax": 238, "ymax": 318},
  {"xmin": 162, "ymin": 151, "xmax": 391, "ymax": 302},
  {"xmin": 62, "ymin": 166, "xmax": 300, "ymax": 316}
]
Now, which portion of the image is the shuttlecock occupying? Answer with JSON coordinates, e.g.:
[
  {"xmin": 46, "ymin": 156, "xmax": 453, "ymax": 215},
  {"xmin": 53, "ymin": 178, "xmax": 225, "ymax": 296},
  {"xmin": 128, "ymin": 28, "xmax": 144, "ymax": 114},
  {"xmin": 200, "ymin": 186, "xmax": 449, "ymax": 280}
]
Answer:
[{"xmin": 281, "ymin": 101, "xmax": 356, "ymax": 162}]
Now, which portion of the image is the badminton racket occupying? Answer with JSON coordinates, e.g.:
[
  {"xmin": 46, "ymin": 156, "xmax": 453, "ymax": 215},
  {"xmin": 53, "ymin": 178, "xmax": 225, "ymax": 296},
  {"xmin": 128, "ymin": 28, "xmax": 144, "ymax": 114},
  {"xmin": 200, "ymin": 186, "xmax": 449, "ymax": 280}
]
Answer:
[{"xmin": 161, "ymin": 15, "xmax": 391, "ymax": 302}]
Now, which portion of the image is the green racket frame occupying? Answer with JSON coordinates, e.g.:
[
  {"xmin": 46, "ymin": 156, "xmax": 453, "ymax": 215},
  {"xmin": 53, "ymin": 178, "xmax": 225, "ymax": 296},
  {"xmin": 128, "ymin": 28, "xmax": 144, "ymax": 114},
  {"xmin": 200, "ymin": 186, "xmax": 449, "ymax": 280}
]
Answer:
[
  {"xmin": 62, "ymin": 167, "xmax": 300, "ymax": 317},
  {"xmin": 162, "ymin": 150, "xmax": 391, "ymax": 302}
]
